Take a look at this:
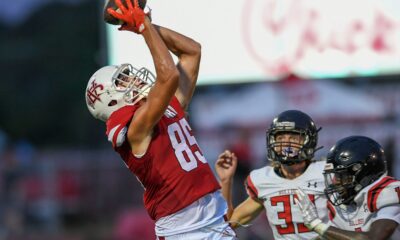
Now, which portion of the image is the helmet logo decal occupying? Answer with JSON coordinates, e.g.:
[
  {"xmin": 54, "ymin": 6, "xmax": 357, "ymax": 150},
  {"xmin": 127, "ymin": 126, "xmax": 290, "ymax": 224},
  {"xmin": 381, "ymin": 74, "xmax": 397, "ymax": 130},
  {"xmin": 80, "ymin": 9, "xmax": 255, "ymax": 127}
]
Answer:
[
  {"xmin": 276, "ymin": 121, "xmax": 295, "ymax": 129},
  {"xmin": 338, "ymin": 152, "xmax": 350, "ymax": 161},
  {"xmin": 86, "ymin": 80, "xmax": 104, "ymax": 107},
  {"xmin": 324, "ymin": 163, "xmax": 334, "ymax": 170}
]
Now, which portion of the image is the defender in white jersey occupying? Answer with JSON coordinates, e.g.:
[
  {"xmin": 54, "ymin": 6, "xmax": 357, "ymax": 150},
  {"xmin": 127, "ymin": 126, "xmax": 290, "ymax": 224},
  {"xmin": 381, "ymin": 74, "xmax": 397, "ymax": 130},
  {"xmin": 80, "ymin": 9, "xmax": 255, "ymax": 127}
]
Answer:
[
  {"xmin": 296, "ymin": 136, "xmax": 400, "ymax": 240},
  {"xmin": 216, "ymin": 110, "xmax": 329, "ymax": 239}
]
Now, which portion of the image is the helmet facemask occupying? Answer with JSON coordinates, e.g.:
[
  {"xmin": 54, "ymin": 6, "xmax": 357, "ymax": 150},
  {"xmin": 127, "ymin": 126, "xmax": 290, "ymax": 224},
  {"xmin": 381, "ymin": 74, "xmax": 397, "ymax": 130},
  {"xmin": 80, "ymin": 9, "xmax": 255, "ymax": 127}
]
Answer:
[
  {"xmin": 323, "ymin": 163, "xmax": 360, "ymax": 206},
  {"xmin": 267, "ymin": 128, "xmax": 314, "ymax": 165},
  {"xmin": 112, "ymin": 64, "xmax": 155, "ymax": 106}
]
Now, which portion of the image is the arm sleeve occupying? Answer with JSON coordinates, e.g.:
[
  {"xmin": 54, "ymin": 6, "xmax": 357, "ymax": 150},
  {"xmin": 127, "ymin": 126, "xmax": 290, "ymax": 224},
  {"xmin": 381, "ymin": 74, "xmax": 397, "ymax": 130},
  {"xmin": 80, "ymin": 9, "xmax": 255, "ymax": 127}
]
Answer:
[
  {"xmin": 375, "ymin": 205, "xmax": 400, "ymax": 224},
  {"xmin": 107, "ymin": 124, "xmax": 128, "ymax": 148},
  {"xmin": 245, "ymin": 175, "xmax": 259, "ymax": 200}
]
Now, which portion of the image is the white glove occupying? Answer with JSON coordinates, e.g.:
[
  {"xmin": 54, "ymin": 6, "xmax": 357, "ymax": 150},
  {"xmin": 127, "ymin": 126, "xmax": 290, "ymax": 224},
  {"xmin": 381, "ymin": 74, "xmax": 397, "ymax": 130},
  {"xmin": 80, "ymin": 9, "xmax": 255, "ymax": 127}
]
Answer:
[{"xmin": 295, "ymin": 188, "xmax": 328, "ymax": 236}]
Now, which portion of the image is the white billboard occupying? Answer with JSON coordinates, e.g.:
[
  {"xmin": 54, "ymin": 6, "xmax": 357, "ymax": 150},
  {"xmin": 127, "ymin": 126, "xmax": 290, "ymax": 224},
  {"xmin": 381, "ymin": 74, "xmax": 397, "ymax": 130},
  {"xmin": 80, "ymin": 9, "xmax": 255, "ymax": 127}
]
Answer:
[{"xmin": 107, "ymin": 0, "xmax": 400, "ymax": 84}]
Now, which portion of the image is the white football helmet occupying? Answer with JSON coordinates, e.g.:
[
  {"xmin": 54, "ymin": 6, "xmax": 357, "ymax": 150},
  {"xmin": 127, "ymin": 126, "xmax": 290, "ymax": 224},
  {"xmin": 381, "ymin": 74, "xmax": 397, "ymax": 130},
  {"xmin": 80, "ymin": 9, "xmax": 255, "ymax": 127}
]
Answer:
[{"xmin": 85, "ymin": 63, "xmax": 156, "ymax": 122}]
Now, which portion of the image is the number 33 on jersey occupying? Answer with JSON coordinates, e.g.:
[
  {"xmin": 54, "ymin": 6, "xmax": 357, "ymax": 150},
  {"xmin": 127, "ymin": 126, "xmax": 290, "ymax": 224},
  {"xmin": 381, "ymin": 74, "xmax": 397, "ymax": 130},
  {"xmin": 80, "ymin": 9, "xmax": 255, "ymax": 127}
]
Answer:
[{"xmin": 246, "ymin": 161, "xmax": 328, "ymax": 240}]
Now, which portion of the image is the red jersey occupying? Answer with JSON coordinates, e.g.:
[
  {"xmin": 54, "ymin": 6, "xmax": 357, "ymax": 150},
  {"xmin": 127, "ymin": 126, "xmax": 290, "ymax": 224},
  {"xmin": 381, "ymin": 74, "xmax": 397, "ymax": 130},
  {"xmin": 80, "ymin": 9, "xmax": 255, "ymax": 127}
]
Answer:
[{"xmin": 106, "ymin": 97, "xmax": 220, "ymax": 221}]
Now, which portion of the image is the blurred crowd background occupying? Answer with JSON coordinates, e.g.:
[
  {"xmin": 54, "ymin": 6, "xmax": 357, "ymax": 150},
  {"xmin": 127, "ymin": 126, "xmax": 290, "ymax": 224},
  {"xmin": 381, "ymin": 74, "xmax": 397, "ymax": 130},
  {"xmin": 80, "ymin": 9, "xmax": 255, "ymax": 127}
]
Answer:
[{"xmin": 1, "ymin": 0, "xmax": 400, "ymax": 239}]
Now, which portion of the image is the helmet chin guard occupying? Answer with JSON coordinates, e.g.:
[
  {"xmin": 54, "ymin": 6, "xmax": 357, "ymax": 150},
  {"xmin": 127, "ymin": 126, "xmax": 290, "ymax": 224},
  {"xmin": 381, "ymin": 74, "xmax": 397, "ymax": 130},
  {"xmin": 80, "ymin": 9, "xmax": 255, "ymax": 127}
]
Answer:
[{"xmin": 85, "ymin": 64, "xmax": 156, "ymax": 122}]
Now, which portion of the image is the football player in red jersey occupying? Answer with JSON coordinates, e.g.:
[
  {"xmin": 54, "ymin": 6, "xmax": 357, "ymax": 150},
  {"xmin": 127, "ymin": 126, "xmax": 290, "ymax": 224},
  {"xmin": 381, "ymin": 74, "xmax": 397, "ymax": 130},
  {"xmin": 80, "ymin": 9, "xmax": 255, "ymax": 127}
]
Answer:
[
  {"xmin": 85, "ymin": 1, "xmax": 235, "ymax": 239},
  {"xmin": 216, "ymin": 110, "xmax": 329, "ymax": 239},
  {"xmin": 296, "ymin": 136, "xmax": 400, "ymax": 240}
]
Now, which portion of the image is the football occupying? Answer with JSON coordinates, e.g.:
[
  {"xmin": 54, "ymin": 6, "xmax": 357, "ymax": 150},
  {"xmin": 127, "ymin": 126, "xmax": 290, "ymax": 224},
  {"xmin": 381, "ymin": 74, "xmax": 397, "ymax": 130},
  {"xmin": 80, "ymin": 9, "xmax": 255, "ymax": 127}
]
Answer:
[{"xmin": 103, "ymin": 0, "xmax": 147, "ymax": 25}]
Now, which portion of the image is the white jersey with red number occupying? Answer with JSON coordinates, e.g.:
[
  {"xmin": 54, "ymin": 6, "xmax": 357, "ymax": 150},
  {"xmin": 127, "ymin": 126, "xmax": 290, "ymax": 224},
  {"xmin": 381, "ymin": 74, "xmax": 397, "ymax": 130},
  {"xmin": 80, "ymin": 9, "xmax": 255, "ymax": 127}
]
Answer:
[
  {"xmin": 328, "ymin": 175, "xmax": 400, "ymax": 232},
  {"xmin": 246, "ymin": 161, "xmax": 328, "ymax": 240},
  {"xmin": 106, "ymin": 96, "xmax": 223, "ymax": 236}
]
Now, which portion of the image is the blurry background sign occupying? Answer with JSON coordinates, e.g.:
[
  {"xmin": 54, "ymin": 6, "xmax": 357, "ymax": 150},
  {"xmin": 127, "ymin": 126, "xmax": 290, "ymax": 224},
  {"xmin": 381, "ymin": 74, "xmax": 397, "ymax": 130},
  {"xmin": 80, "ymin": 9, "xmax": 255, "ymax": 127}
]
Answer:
[
  {"xmin": 107, "ymin": 0, "xmax": 400, "ymax": 84},
  {"xmin": 191, "ymin": 77, "xmax": 386, "ymax": 129}
]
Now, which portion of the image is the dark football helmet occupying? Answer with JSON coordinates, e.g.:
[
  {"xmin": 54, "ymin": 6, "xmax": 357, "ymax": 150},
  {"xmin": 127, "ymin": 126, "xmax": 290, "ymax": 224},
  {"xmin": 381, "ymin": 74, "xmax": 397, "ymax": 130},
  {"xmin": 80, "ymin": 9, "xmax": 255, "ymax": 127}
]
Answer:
[
  {"xmin": 324, "ymin": 136, "xmax": 387, "ymax": 206},
  {"xmin": 267, "ymin": 110, "xmax": 321, "ymax": 165}
]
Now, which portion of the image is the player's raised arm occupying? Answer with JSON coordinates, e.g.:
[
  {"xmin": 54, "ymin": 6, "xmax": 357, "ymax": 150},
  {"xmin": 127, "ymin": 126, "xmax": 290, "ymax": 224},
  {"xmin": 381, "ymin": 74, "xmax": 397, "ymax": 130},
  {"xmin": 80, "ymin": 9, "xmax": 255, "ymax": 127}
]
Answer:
[
  {"xmin": 215, "ymin": 150, "xmax": 238, "ymax": 218},
  {"xmin": 153, "ymin": 25, "xmax": 201, "ymax": 110},
  {"xmin": 215, "ymin": 150, "xmax": 265, "ymax": 228},
  {"xmin": 108, "ymin": 0, "xmax": 179, "ymax": 147}
]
